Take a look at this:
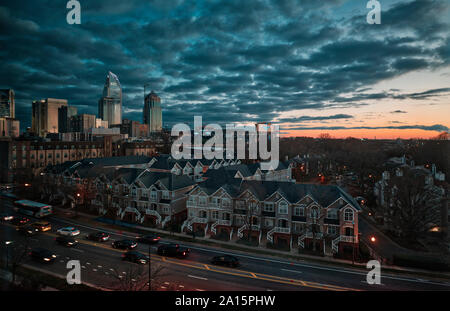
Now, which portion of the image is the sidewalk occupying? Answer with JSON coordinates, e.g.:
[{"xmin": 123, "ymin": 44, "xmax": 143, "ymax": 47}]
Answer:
[{"xmin": 53, "ymin": 207, "xmax": 450, "ymax": 281}]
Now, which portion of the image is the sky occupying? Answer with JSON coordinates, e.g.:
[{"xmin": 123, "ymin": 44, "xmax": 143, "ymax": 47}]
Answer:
[{"xmin": 0, "ymin": 0, "xmax": 449, "ymax": 139}]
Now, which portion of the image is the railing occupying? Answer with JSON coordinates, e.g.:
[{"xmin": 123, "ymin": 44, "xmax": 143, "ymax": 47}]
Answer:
[
  {"xmin": 161, "ymin": 215, "xmax": 171, "ymax": 228},
  {"xmin": 298, "ymin": 232, "xmax": 324, "ymax": 248},
  {"xmin": 331, "ymin": 235, "xmax": 358, "ymax": 254},
  {"xmin": 143, "ymin": 208, "xmax": 162, "ymax": 224},
  {"xmin": 120, "ymin": 206, "xmax": 141, "ymax": 220},
  {"xmin": 211, "ymin": 219, "xmax": 232, "ymax": 235},
  {"xmin": 298, "ymin": 234, "xmax": 305, "ymax": 248},
  {"xmin": 332, "ymin": 236, "xmax": 340, "ymax": 253},
  {"xmin": 267, "ymin": 227, "xmax": 276, "ymax": 243}
]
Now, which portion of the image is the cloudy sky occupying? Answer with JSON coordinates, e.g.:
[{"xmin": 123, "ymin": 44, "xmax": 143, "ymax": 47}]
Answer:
[{"xmin": 1, "ymin": 0, "xmax": 449, "ymax": 139}]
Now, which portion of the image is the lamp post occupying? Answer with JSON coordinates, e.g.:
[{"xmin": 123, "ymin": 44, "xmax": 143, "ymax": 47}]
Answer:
[
  {"xmin": 5, "ymin": 241, "xmax": 13, "ymax": 270},
  {"xmin": 148, "ymin": 244, "xmax": 151, "ymax": 291},
  {"xmin": 352, "ymin": 220, "xmax": 355, "ymax": 265}
]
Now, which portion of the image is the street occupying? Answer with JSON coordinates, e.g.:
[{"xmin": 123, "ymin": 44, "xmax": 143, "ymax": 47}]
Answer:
[{"xmin": 1, "ymin": 198, "xmax": 450, "ymax": 291}]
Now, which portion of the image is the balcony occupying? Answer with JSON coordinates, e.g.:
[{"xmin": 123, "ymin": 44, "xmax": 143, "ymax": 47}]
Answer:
[
  {"xmin": 273, "ymin": 227, "xmax": 291, "ymax": 234},
  {"xmin": 262, "ymin": 211, "xmax": 275, "ymax": 217},
  {"xmin": 292, "ymin": 216, "xmax": 306, "ymax": 222}
]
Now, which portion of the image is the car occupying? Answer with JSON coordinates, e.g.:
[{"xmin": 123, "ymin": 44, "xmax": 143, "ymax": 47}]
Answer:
[
  {"xmin": 211, "ymin": 255, "xmax": 240, "ymax": 267},
  {"xmin": 157, "ymin": 243, "xmax": 190, "ymax": 258},
  {"xmin": 29, "ymin": 247, "xmax": 57, "ymax": 263},
  {"xmin": 0, "ymin": 213, "xmax": 14, "ymax": 221},
  {"xmin": 17, "ymin": 225, "xmax": 39, "ymax": 236},
  {"xmin": 55, "ymin": 236, "xmax": 78, "ymax": 247},
  {"xmin": 136, "ymin": 233, "xmax": 160, "ymax": 244},
  {"xmin": 32, "ymin": 221, "xmax": 52, "ymax": 232},
  {"xmin": 122, "ymin": 251, "xmax": 150, "ymax": 264},
  {"xmin": 57, "ymin": 227, "xmax": 80, "ymax": 236},
  {"xmin": 112, "ymin": 239, "xmax": 137, "ymax": 250},
  {"xmin": 86, "ymin": 231, "xmax": 110, "ymax": 242},
  {"xmin": 11, "ymin": 216, "xmax": 30, "ymax": 226}
]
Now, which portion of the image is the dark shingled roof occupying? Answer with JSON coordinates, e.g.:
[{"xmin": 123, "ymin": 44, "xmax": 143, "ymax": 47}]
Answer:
[
  {"xmin": 135, "ymin": 170, "xmax": 196, "ymax": 190},
  {"xmin": 193, "ymin": 179, "xmax": 360, "ymax": 210}
]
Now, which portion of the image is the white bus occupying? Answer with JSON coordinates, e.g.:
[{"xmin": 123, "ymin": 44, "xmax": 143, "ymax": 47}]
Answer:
[{"xmin": 13, "ymin": 200, "xmax": 53, "ymax": 218}]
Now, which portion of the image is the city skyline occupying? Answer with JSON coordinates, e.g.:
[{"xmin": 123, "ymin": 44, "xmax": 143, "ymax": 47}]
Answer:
[{"xmin": 0, "ymin": 0, "xmax": 449, "ymax": 139}]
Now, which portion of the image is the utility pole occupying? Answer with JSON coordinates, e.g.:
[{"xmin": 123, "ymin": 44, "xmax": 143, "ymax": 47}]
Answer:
[{"xmin": 148, "ymin": 244, "xmax": 151, "ymax": 291}]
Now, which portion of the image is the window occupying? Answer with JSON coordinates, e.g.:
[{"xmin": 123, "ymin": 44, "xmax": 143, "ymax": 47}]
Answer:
[
  {"xmin": 327, "ymin": 226, "xmax": 338, "ymax": 235},
  {"xmin": 327, "ymin": 208, "xmax": 338, "ymax": 219},
  {"xmin": 264, "ymin": 202, "xmax": 274, "ymax": 212},
  {"xmin": 294, "ymin": 206, "xmax": 305, "ymax": 216},
  {"xmin": 150, "ymin": 190, "xmax": 157, "ymax": 200},
  {"xmin": 344, "ymin": 208, "xmax": 354, "ymax": 221},
  {"xmin": 278, "ymin": 201, "xmax": 288, "ymax": 214},
  {"xmin": 310, "ymin": 206, "xmax": 319, "ymax": 219},
  {"xmin": 212, "ymin": 211, "xmax": 218, "ymax": 219},
  {"xmin": 162, "ymin": 191, "xmax": 169, "ymax": 200},
  {"xmin": 199, "ymin": 196, "xmax": 207, "ymax": 206}
]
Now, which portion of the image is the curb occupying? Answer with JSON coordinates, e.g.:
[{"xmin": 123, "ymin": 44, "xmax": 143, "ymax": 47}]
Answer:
[{"xmin": 54, "ymin": 207, "xmax": 450, "ymax": 281}]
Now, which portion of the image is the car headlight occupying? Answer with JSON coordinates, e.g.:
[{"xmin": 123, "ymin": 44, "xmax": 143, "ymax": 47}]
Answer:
[
  {"xmin": 44, "ymin": 258, "xmax": 50, "ymax": 261},
  {"xmin": 52, "ymin": 255, "xmax": 56, "ymax": 258}
]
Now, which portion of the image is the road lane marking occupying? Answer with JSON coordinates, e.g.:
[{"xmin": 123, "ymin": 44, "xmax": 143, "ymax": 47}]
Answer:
[
  {"xmin": 281, "ymin": 268, "xmax": 303, "ymax": 274},
  {"xmin": 188, "ymin": 274, "xmax": 208, "ymax": 281},
  {"xmin": 46, "ymin": 216, "xmax": 450, "ymax": 287},
  {"xmin": 71, "ymin": 249, "xmax": 84, "ymax": 253}
]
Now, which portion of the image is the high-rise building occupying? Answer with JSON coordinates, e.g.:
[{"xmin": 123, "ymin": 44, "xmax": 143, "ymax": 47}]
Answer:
[
  {"xmin": 32, "ymin": 98, "xmax": 68, "ymax": 137},
  {"xmin": 0, "ymin": 89, "xmax": 15, "ymax": 118},
  {"xmin": 98, "ymin": 71, "xmax": 122, "ymax": 126},
  {"xmin": 143, "ymin": 90, "xmax": 162, "ymax": 132},
  {"xmin": 0, "ymin": 117, "xmax": 19, "ymax": 137},
  {"xmin": 58, "ymin": 105, "xmax": 78, "ymax": 133},
  {"xmin": 69, "ymin": 114, "xmax": 96, "ymax": 133}
]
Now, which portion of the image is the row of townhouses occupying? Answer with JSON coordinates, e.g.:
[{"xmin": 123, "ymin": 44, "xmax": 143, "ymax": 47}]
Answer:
[{"xmin": 43, "ymin": 155, "xmax": 360, "ymax": 257}]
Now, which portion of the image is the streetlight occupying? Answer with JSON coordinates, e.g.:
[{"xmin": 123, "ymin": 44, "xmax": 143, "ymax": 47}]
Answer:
[{"xmin": 5, "ymin": 241, "xmax": 13, "ymax": 270}]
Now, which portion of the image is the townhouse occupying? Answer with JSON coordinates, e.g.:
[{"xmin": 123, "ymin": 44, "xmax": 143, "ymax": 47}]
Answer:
[{"xmin": 184, "ymin": 178, "xmax": 361, "ymax": 257}]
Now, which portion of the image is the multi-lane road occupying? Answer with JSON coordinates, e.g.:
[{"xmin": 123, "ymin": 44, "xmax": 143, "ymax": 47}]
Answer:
[{"xmin": 1, "ymin": 198, "xmax": 450, "ymax": 291}]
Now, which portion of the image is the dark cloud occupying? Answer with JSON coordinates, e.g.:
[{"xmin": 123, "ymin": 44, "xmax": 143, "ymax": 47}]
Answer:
[{"xmin": 0, "ymin": 0, "xmax": 448, "ymax": 132}]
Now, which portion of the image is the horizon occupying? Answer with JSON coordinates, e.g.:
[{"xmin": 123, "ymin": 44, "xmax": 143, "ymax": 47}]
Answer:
[{"xmin": 1, "ymin": 0, "xmax": 449, "ymax": 139}]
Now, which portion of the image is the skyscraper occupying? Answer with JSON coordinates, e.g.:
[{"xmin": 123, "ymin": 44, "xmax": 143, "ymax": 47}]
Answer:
[
  {"xmin": 98, "ymin": 71, "xmax": 122, "ymax": 126},
  {"xmin": 143, "ymin": 90, "xmax": 162, "ymax": 132},
  {"xmin": 32, "ymin": 98, "xmax": 68, "ymax": 137},
  {"xmin": 0, "ymin": 89, "xmax": 15, "ymax": 118},
  {"xmin": 58, "ymin": 105, "xmax": 78, "ymax": 133}
]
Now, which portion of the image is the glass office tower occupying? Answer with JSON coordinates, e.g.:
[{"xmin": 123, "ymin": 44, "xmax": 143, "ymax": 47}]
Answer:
[
  {"xmin": 98, "ymin": 71, "xmax": 122, "ymax": 126},
  {"xmin": 143, "ymin": 90, "xmax": 162, "ymax": 132}
]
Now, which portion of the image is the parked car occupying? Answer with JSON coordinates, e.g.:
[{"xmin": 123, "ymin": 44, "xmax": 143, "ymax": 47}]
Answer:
[
  {"xmin": 136, "ymin": 233, "xmax": 160, "ymax": 244},
  {"xmin": 211, "ymin": 255, "xmax": 240, "ymax": 267},
  {"xmin": 86, "ymin": 231, "xmax": 110, "ymax": 242},
  {"xmin": 17, "ymin": 225, "xmax": 39, "ymax": 236},
  {"xmin": 32, "ymin": 221, "xmax": 52, "ymax": 232},
  {"xmin": 29, "ymin": 248, "xmax": 57, "ymax": 263},
  {"xmin": 112, "ymin": 239, "xmax": 137, "ymax": 250},
  {"xmin": 122, "ymin": 251, "xmax": 150, "ymax": 264},
  {"xmin": 0, "ymin": 213, "xmax": 14, "ymax": 221},
  {"xmin": 157, "ymin": 243, "xmax": 190, "ymax": 258},
  {"xmin": 55, "ymin": 236, "xmax": 78, "ymax": 247},
  {"xmin": 11, "ymin": 216, "xmax": 30, "ymax": 226},
  {"xmin": 57, "ymin": 227, "xmax": 80, "ymax": 236}
]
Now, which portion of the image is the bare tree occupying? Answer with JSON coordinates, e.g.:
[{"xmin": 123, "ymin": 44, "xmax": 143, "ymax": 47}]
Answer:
[
  {"xmin": 379, "ymin": 168, "xmax": 443, "ymax": 241},
  {"xmin": 107, "ymin": 261, "xmax": 168, "ymax": 291}
]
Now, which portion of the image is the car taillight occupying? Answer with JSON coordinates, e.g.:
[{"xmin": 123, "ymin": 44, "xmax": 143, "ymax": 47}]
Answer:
[{"xmin": 182, "ymin": 252, "xmax": 186, "ymax": 256}]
